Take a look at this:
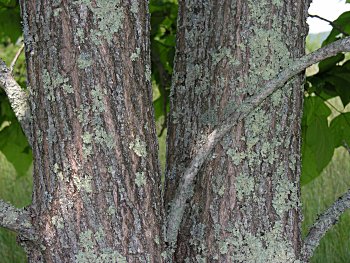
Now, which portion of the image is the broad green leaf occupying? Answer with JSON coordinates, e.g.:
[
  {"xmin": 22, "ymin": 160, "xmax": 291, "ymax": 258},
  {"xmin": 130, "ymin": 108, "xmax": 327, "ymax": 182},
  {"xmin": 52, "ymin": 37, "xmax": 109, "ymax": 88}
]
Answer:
[
  {"xmin": 301, "ymin": 96, "xmax": 334, "ymax": 185},
  {"xmin": 302, "ymin": 96, "xmax": 331, "ymax": 126},
  {"xmin": 301, "ymin": 143, "xmax": 319, "ymax": 185},
  {"xmin": 330, "ymin": 112, "xmax": 350, "ymax": 147},
  {"xmin": 0, "ymin": 6, "xmax": 21, "ymax": 43},
  {"xmin": 0, "ymin": 122, "xmax": 32, "ymax": 176},
  {"xmin": 318, "ymin": 53, "xmax": 345, "ymax": 74},
  {"xmin": 153, "ymin": 97, "xmax": 164, "ymax": 121},
  {"xmin": 0, "ymin": 90, "xmax": 16, "ymax": 123},
  {"xmin": 322, "ymin": 11, "xmax": 350, "ymax": 47},
  {"xmin": 326, "ymin": 74, "xmax": 350, "ymax": 106},
  {"xmin": 0, "ymin": 0, "xmax": 17, "ymax": 7}
]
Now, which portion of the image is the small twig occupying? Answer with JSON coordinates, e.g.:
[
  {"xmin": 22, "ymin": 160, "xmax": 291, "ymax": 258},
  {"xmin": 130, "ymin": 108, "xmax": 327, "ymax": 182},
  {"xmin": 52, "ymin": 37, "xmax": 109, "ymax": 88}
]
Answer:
[
  {"xmin": 166, "ymin": 36, "xmax": 350, "ymax": 246},
  {"xmin": 301, "ymin": 189, "xmax": 350, "ymax": 261},
  {"xmin": 309, "ymin": 14, "xmax": 349, "ymax": 37},
  {"xmin": 0, "ymin": 58, "xmax": 31, "ymax": 144},
  {"xmin": 10, "ymin": 43, "xmax": 25, "ymax": 73},
  {"xmin": 0, "ymin": 199, "xmax": 37, "ymax": 241}
]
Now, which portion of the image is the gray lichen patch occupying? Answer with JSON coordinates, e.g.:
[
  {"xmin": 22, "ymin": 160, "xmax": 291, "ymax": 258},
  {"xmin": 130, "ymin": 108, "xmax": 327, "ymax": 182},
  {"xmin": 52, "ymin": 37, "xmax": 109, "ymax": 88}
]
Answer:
[
  {"xmin": 129, "ymin": 136, "xmax": 147, "ymax": 157},
  {"xmin": 211, "ymin": 47, "xmax": 240, "ymax": 67},
  {"xmin": 215, "ymin": 221, "xmax": 299, "ymax": 262},
  {"xmin": 226, "ymin": 148, "xmax": 247, "ymax": 166},
  {"xmin": 135, "ymin": 172, "xmax": 146, "ymax": 187},
  {"xmin": 272, "ymin": 176, "xmax": 298, "ymax": 217},
  {"xmin": 130, "ymin": 1, "xmax": 138, "ymax": 14},
  {"xmin": 42, "ymin": 68, "xmax": 72, "ymax": 100},
  {"xmin": 51, "ymin": 215, "xmax": 64, "ymax": 229},
  {"xmin": 73, "ymin": 174, "xmax": 93, "ymax": 193},
  {"xmin": 130, "ymin": 48, "xmax": 140, "ymax": 61},
  {"xmin": 91, "ymin": 86, "xmax": 106, "ymax": 113},
  {"xmin": 77, "ymin": 52, "xmax": 93, "ymax": 69},
  {"xmin": 76, "ymin": 229, "xmax": 127, "ymax": 263},
  {"xmin": 75, "ymin": 0, "xmax": 125, "ymax": 44},
  {"xmin": 234, "ymin": 173, "xmax": 255, "ymax": 201}
]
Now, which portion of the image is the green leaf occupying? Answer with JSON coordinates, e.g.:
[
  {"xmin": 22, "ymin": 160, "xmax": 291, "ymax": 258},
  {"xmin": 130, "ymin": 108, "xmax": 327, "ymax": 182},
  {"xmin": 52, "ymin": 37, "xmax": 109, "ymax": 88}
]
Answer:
[
  {"xmin": 301, "ymin": 96, "xmax": 334, "ymax": 185},
  {"xmin": 0, "ymin": 121, "xmax": 32, "ymax": 176},
  {"xmin": 301, "ymin": 143, "xmax": 319, "ymax": 186},
  {"xmin": 153, "ymin": 97, "xmax": 164, "ymax": 121},
  {"xmin": 318, "ymin": 53, "xmax": 344, "ymax": 74},
  {"xmin": 0, "ymin": 0, "xmax": 17, "ymax": 7},
  {"xmin": 322, "ymin": 11, "xmax": 350, "ymax": 47},
  {"xmin": 330, "ymin": 112, "xmax": 350, "ymax": 148},
  {"xmin": 0, "ymin": 6, "xmax": 22, "ymax": 43},
  {"xmin": 326, "ymin": 74, "xmax": 350, "ymax": 106},
  {"xmin": 302, "ymin": 96, "xmax": 331, "ymax": 126}
]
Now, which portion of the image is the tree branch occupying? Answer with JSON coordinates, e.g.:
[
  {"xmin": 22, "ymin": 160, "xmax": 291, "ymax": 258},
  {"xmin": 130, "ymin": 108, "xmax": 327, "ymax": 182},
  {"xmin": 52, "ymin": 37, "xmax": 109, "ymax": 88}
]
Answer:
[
  {"xmin": 10, "ymin": 43, "xmax": 25, "ymax": 73},
  {"xmin": 309, "ymin": 14, "xmax": 349, "ymax": 37},
  {"xmin": 301, "ymin": 189, "xmax": 350, "ymax": 262},
  {"xmin": 0, "ymin": 58, "xmax": 31, "ymax": 143},
  {"xmin": 0, "ymin": 199, "xmax": 37, "ymax": 241},
  {"xmin": 166, "ymin": 36, "xmax": 350, "ymax": 245}
]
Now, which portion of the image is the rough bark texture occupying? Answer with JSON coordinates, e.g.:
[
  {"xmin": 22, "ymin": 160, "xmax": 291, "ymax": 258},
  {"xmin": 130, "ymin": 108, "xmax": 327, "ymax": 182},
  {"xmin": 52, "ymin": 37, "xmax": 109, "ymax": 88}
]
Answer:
[
  {"xmin": 165, "ymin": 0, "xmax": 311, "ymax": 262},
  {"xmin": 20, "ymin": 1, "xmax": 162, "ymax": 262}
]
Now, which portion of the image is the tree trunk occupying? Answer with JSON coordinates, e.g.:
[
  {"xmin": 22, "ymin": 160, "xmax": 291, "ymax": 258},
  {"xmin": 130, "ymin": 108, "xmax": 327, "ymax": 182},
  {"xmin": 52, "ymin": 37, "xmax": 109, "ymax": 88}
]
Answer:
[
  {"xmin": 20, "ymin": 1, "xmax": 163, "ymax": 262},
  {"xmin": 165, "ymin": 0, "xmax": 310, "ymax": 262}
]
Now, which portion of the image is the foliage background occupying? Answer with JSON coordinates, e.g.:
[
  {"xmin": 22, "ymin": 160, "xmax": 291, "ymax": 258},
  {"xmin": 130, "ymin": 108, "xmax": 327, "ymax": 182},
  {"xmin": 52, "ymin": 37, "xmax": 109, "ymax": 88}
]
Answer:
[{"xmin": 0, "ymin": 0, "xmax": 349, "ymax": 262}]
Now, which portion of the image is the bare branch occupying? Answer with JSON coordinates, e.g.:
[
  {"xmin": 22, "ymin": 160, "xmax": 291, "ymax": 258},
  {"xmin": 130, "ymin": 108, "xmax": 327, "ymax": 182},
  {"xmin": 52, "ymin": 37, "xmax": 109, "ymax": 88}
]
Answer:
[
  {"xmin": 10, "ymin": 43, "xmax": 25, "ymax": 73},
  {"xmin": 309, "ymin": 14, "xmax": 349, "ymax": 37},
  {"xmin": 0, "ymin": 58, "xmax": 31, "ymax": 143},
  {"xmin": 166, "ymin": 36, "xmax": 350, "ymax": 245},
  {"xmin": 0, "ymin": 199, "xmax": 37, "ymax": 241},
  {"xmin": 301, "ymin": 189, "xmax": 350, "ymax": 262}
]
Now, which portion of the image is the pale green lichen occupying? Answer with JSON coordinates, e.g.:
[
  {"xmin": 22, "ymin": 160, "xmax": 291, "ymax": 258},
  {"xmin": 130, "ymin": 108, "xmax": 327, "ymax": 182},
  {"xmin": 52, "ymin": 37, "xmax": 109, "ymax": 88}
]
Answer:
[
  {"xmin": 215, "ymin": 221, "xmax": 299, "ymax": 263},
  {"xmin": 76, "ymin": 28, "xmax": 85, "ymax": 42},
  {"xmin": 76, "ymin": 229, "xmax": 127, "ymax": 263},
  {"xmin": 145, "ymin": 65, "xmax": 151, "ymax": 81},
  {"xmin": 129, "ymin": 136, "xmax": 147, "ymax": 157},
  {"xmin": 200, "ymin": 108, "xmax": 218, "ymax": 126},
  {"xmin": 107, "ymin": 206, "xmax": 116, "ymax": 216},
  {"xmin": 73, "ymin": 175, "xmax": 93, "ymax": 193},
  {"xmin": 234, "ymin": 173, "xmax": 255, "ymax": 201},
  {"xmin": 130, "ymin": 48, "xmax": 140, "ymax": 61},
  {"xmin": 42, "ymin": 68, "xmax": 72, "ymax": 100},
  {"xmin": 272, "ymin": 175, "xmax": 298, "ymax": 217},
  {"xmin": 62, "ymin": 83, "xmax": 74, "ymax": 94},
  {"xmin": 91, "ymin": 86, "xmax": 106, "ymax": 113},
  {"xmin": 77, "ymin": 53, "xmax": 93, "ymax": 69},
  {"xmin": 94, "ymin": 127, "xmax": 115, "ymax": 149},
  {"xmin": 218, "ymin": 185, "xmax": 225, "ymax": 197},
  {"xmin": 154, "ymin": 236, "xmax": 160, "ymax": 245},
  {"xmin": 53, "ymin": 163, "xmax": 64, "ymax": 181},
  {"xmin": 211, "ymin": 48, "xmax": 240, "ymax": 67},
  {"xmin": 76, "ymin": 0, "xmax": 125, "ymax": 44},
  {"xmin": 53, "ymin": 8, "xmax": 62, "ymax": 17},
  {"xmin": 135, "ymin": 171, "xmax": 146, "ymax": 187},
  {"xmin": 3, "ymin": 210, "xmax": 18, "ymax": 226},
  {"xmin": 130, "ymin": 1, "xmax": 138, "ymax": 14},
  {"xmin": 51, "ymin": 215, "xmax": 64, "ymax": 229},
  {"xmin": 226, "ymin": 148, "xmax": 247, "ymax": 165},
  {"xmin": 82, "ymin": 132, "xmax": 92, "ymax": 144}
]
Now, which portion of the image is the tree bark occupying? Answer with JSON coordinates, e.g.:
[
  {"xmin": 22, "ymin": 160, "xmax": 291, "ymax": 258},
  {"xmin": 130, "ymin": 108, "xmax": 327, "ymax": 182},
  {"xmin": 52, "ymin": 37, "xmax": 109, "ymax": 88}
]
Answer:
[
  {"xmin": 20, "ymin": 1, "xmax": 163, "ymax": 262},
  {"xmin": 165, "ymin": 0, "xmax": 310, "ymax": 261}
]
